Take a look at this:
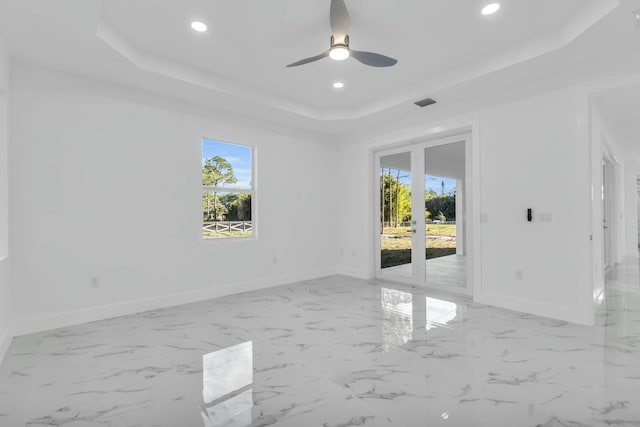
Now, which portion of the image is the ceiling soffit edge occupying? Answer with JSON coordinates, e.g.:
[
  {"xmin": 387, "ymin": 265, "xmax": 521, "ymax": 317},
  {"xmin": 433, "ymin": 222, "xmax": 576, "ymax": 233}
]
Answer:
[
  {"xmin": 95, "ymin": 1, "xmax": 619, "ymax": 122},
  {"xmin": 96, "ymin": 20, "xmax": 322, "ymax": 120}
]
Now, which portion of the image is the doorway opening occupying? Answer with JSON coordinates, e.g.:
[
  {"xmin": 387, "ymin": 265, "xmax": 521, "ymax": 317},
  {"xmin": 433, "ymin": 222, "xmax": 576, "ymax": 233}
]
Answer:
[{"xmin": 375, "ymin": 134, "xmax": 471, "ymax": 296}]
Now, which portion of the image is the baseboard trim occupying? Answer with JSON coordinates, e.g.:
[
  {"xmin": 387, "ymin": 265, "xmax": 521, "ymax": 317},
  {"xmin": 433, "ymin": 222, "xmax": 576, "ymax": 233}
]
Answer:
[
  {"xmin": 475, "ymin": 291, "xmax": 593, "ymax": 326},
  {"xmin": 0, "ymin": 322, "xmax": 13, "ymax": 364},
  {"xmin": 336, "ymin": 266, "xmax": 372, "ymax": 280},
  {"xmin": 12, "ymin": 267, "xmax": 338, "ymax": 337}
]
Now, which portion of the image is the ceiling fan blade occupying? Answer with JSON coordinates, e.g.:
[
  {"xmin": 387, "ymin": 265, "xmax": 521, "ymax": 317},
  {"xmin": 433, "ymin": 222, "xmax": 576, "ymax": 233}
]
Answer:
[
  {"xmin": 330, "ymin": 0, "xmax": 350, "ymax": 40},
  {"xmin": 286, "ymin": 51, "xmax": 329, "ymax": 67},
  {"xmin": 351, "ymin": 50, "xmax": 397, "ymax": 67}
]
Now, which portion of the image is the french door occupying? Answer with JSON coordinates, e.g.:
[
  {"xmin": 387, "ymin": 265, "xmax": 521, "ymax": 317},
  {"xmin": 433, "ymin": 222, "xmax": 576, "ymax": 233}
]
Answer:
[{"xmin": 375, "ymin": 134, "xmax": 471, "ymax": 296}]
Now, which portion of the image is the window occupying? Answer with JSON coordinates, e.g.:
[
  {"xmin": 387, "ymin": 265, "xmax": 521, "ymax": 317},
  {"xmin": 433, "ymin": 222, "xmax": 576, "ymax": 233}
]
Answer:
[{"xmin": 202, "ymin": 139, "xmax": 254, "ymax": 239}]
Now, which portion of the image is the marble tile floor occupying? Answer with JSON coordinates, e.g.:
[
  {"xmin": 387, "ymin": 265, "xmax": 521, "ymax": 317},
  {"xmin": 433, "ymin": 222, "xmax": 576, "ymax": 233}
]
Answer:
[
  {"xmin": 0, "ymin": 264, "xmax": 639, "ymax": 426},
  {"xmin": 382, "ymin": 254, "xmax": 467, "ymax": 289}
]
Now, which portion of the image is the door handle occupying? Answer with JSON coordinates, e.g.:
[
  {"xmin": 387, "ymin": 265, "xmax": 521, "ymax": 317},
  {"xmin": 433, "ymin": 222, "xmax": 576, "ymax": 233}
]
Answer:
[{"xmin": 412, "ymin": 229, "xmax": 417, "ymax": 234}]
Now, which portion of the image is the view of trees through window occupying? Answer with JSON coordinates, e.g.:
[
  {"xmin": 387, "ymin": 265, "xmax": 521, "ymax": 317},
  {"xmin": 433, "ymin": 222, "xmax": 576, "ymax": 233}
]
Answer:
[
  {"xmin": 380, "ymin": 168, "xmax": 457, "ymax": 268},
  {"xmin": 202, "ymin": 140, "xmax": 253, "ymax": 239}
]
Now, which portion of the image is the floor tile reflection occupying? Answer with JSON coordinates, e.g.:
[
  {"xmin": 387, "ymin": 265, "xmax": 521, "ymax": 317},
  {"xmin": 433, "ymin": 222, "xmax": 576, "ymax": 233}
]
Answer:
[
  {"xmin": 0, "ymin": 267, "xmax": 639, "ymax": 426},
  {"xmin": 201, "ymin": 341, "xmax": 253, "ymax": 426}
]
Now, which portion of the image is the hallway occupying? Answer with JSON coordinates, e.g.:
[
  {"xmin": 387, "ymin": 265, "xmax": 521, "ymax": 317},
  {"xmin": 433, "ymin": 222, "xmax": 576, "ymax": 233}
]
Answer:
[{"xmin": 597, "ymin": 257, "xmax": 640, "ymax": 343}]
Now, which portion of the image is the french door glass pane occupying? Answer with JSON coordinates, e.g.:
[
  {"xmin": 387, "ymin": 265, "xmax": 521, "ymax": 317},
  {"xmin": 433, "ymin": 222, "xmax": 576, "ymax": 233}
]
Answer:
[
  {"xmin": 379, "ymin": 152, "xmax": 412, "ymax": 278},
  {"xmin": 424, "ymin": 142, "xmax": 467, "ymax": 288}
]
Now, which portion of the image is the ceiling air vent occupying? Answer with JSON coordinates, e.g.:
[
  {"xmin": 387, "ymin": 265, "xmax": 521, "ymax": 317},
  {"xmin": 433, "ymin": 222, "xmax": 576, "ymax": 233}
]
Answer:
[{"xmin": 414, "ymin": 97, "xmax": 437, "ymax": 108}]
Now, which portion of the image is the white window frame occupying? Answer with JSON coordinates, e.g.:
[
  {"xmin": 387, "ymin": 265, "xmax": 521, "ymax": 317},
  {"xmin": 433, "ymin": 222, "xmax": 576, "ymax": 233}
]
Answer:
[{"xmin": 202, "ymin": 139, "xmax": 256, "ymax": 240}]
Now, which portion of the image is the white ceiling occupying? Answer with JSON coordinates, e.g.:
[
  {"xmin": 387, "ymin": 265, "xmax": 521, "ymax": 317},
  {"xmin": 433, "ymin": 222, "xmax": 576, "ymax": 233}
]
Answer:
[{"xmin": 1, "ymin": 0, "xmax": 640, "ymax": 140}]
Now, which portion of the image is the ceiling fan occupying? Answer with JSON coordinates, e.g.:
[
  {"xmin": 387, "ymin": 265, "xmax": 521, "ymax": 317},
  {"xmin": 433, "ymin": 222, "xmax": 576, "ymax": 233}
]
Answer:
[{"xmin": 286, "ymin": 0, "xmax": 397, "ymax": 68}]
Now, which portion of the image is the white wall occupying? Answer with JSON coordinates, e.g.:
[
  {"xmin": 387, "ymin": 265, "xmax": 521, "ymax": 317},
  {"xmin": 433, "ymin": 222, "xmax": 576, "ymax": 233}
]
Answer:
[
  {"xmin": 338, "ymin": 87, "xmax": 594, "ymax": 325},
  {"xmin": 0, "ymin": 34, "xmax": 12, "ymax": 360},
  {"xmin": 476, "ymin": 88, "xmax": 592, "ymax": 325},
  {"xmin": 4, "ymin": 65, "xmax": 612, "ymax": 336},
  {"xmin": 9, "ymin": 64, "xmax": 339, "ymax": 335}
]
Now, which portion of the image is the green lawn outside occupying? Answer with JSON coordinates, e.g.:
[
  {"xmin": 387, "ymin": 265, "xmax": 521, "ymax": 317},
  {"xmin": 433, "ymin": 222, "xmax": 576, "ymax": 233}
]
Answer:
[{"xmin": 381, "ymin": 224, "xmax": 456, "ymax": 268}]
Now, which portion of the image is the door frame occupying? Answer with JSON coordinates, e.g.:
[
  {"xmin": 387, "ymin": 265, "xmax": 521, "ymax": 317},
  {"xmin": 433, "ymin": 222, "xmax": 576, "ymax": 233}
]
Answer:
[
  {"xmin": 602, "ymin": 147, "xmax": 618, "ymax": 273},
  {"xmin": 374, "ymin": 133, "xmax": 474, "ymax": 297}
]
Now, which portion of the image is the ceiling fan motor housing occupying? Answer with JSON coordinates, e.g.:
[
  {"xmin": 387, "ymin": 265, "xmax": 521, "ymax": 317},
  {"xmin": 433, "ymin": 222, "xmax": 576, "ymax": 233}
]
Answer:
[{"xmin": 330, "ymin": 34, "xmax": 349, "ymax": 49}]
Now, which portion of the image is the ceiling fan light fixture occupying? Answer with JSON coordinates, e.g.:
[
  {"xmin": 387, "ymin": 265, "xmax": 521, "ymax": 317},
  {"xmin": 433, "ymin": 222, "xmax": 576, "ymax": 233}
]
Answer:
[
  {"xmin": 329, "ymin": 46, "xmax": 350, "ymax": 61},
  {"xmin": 286, "ymin": 0, "xmax": 396, "ymax": 68}
]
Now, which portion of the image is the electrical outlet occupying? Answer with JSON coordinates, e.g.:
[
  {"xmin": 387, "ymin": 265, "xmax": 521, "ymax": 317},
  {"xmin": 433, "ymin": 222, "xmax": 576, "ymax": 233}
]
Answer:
[
  {"xmin": 537, "ymin": 213, "xmax": 552, "ymax": 223},
  {"xmin": 515, "ymin": 270, "xmax": 523, "ymax": 280},
  {"xmin": 90, "ymin": 277, "xmax": 100, "ymax": 288},
  {"xmin": 272, "ymin": 256, "xmax": 278, "ymax": 264}
]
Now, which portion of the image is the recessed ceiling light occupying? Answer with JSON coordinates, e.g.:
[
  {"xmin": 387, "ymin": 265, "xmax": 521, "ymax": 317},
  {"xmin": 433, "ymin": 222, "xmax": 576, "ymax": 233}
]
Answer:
[
  {"xmin": 333, "ymin": 82, "xmax": 344, "ymax": 89},
  {"xmin": 191, "ymin": 21, "xmax": 207, "ymax": 32},
  {"xmin": 481, "ymin": 3, "xmax": 500, "ymax": 15}
]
